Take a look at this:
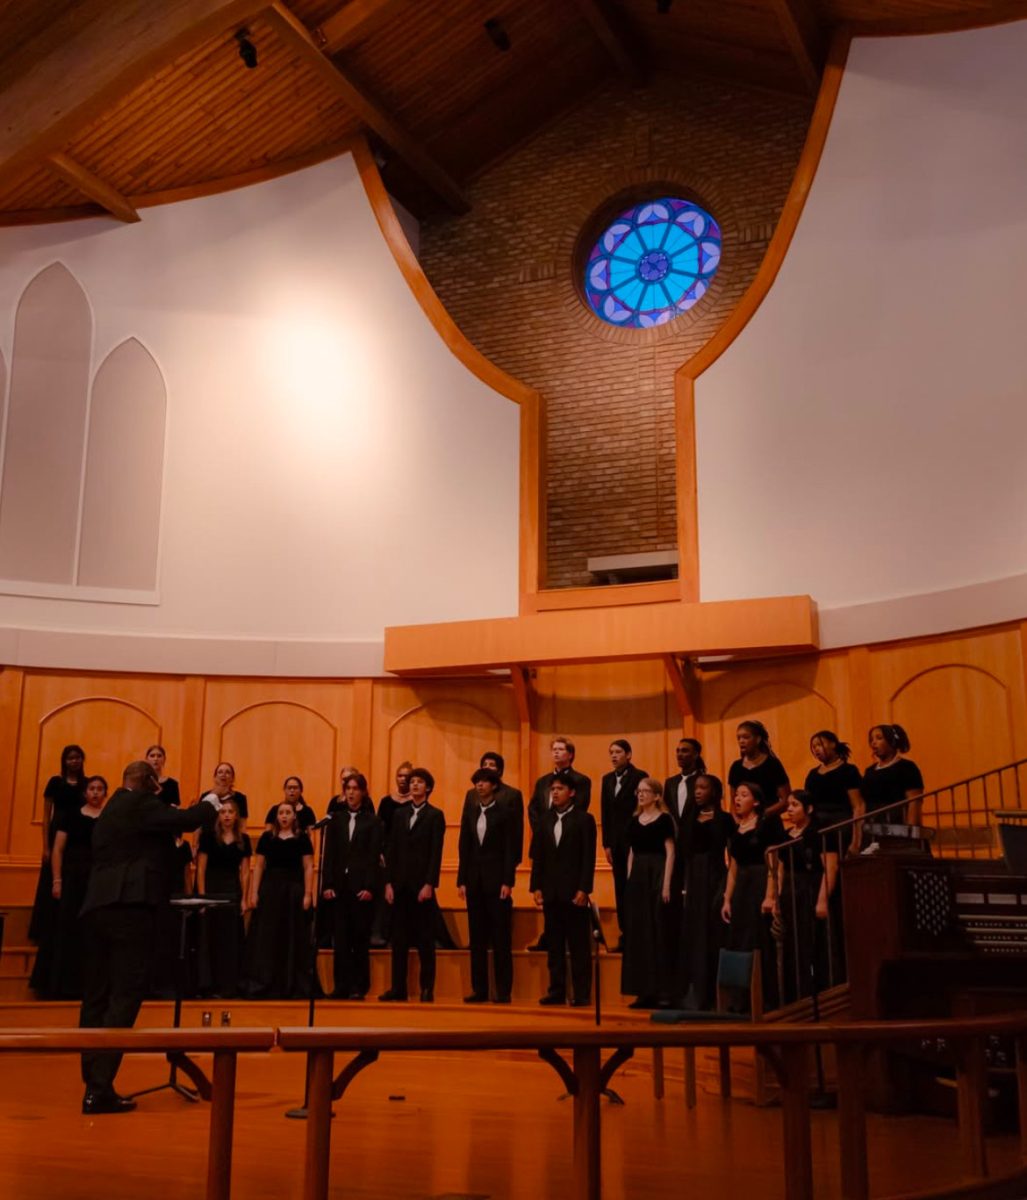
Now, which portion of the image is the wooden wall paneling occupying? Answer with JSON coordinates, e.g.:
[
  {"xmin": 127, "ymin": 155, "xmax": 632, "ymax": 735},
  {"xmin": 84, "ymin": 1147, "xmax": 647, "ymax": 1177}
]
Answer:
[
  {"xmin": 0, "ymin": 667, "xmax": 25, "ymax": 854},
  {"xmin": 178, "ymin": 675, "xmax": 208, "ymax": 815},
  {"xmin": 198, "ymin": 679, "xmax": 355, "ymax": 817}
]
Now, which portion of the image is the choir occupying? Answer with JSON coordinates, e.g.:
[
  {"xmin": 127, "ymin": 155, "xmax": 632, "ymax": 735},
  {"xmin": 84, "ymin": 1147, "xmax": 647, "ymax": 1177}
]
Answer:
[{"xmin": 27, "ymin": 721, "xmax": 923, "ymax": 1011}]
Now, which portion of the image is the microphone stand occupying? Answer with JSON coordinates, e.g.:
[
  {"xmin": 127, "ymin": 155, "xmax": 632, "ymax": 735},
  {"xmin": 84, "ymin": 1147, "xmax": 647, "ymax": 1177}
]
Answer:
[{"xmin": 286, "ymin": 812, "xmax": 333, "ymax": 1120}]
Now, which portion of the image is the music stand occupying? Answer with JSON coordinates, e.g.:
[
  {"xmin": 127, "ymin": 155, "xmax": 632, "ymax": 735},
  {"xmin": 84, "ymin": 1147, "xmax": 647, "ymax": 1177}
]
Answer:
[
  {"xmin": 587, "ymin": 899, "xmax": 625, "ymax": 1105},
  {"xmin": 127, "ymin": 896, "xmax": 235, "ymax": 1103}
]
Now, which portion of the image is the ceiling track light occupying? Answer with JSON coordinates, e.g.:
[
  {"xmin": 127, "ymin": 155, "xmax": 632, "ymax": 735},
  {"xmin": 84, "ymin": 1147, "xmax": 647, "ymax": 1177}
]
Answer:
[
  {"xmin": 483, "ymin": 17, "xmax": 512, "ymax": 52},
  {"xmin": 236, "ymin": 29, "xmax": 258, "ymax": 69}
]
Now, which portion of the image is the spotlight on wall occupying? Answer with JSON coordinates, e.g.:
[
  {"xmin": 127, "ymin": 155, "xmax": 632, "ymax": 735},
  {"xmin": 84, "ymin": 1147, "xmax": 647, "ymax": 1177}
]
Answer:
[
  {"xmin": 236, "ymin": 29, "xmax": 258, "ymax": 69},
  {"xmin": 483, "ymin": 17, "xmax": 512, "ymax": 51},
  {"xmin": 656, "ymin": 0, "xmax": 673, "ymax": 12}
]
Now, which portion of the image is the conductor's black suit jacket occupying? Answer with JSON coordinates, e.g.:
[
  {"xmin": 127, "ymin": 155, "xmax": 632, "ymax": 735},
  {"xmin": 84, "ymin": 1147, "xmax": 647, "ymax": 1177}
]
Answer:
[
  {"xmin": 80, "ymin": 788, "xmax": 215, "ymax": 916},
  {"xmin": 384, "ymin": 801, "xmax": 445, "ymax": 892}
]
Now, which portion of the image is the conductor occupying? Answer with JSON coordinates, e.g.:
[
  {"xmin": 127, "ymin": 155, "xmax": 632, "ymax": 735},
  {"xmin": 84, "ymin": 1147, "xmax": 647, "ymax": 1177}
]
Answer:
[{"xmin": 78, "ymin": 760, "xmax": 218, "ymax": 1113}]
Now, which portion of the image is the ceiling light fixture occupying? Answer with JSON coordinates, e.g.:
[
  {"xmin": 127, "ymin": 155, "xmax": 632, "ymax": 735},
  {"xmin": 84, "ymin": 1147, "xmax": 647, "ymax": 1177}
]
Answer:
[
  {"xmin": 236, "ymin": 29, "xmax": 258, "ymax": 69},
  {"xmin": 484, "ymin": 17, "xmax": 512, "ymax": 51}
]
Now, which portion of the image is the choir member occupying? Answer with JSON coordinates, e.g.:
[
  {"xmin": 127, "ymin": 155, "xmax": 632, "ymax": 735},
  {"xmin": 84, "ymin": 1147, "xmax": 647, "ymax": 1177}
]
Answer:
[
  {"xmin": 776, "ymin": 791, "xmax": 838, "ymax": 1003},
  {"xmin": 721, "ymin": 782, "xmax": 781, "ymax": 1009},
  {"xmin": 196, "ymin": 799, "xmax": 251, "ymax": 998},
  {"xmin": 29, "ymin": 744, "xmax": 87, "ymax": 993},
  {"xmin": 243, "ymin": 800, "xmax": 314, "ymax": 998},
  {"xmin": 600, "ymin": 739, "xmax": 648, "ymax": 951},
  {"xmin": 145, "ymin": 744, "xmax": 180, "ymax": 807},
  {"xmin": 620, "ymin": 777, "xmax": 675, "ymax": 1009},
  {"xmin": 379, "ymin": 768, "xmax": 445, "ymax": 1003},
  {"xmin": 804, "ymin": 731, "xmax": 863, "ymax": 855},
  {"xmin": 461, "ymin": 751, "xmax": 525, "ymax": 870},
  {"xmin": 264, "ymin": 775, "xmax": 317, "ymax": 831},
  {"xmin": 531, "ymin": 770, "xmax": 597, "ymax": 1007},
  {"xmin": 322, "ymin": 772, "xmax": 383, "ymax": 1000},
  {"xmin": 200, "ymin": 761, "xmax": 249, "ymax": 822},
  {"xmin": 728, "ymin": 721, "xmax": 790, "ymax": 815},
  {"xmin": 664, "ymin": 737, "xmax": 706, "ymax": 956},
  {"xmin": 376, "ymin": 761, "xmax": 413, "ymax": 834},
  {"xmin": 862, "ymin": 724, "xmax": 924, "ymax": 826},
  {"xmin": 676, "ymin": 773, "xmax": 733, "ymax": 1011},
  {"xmin": 48, "ymin": 774, "xmax": 107, "ymax": 999},
  {"xmin": 458, "ymin": 768, "xmax": 517, "ymax": 1004}
]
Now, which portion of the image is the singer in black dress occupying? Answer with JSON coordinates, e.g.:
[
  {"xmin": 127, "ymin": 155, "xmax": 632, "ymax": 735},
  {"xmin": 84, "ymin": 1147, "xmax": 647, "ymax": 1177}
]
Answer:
[
  {"xmin": 146, "ymin": 745, "xmax": 181, "ymax": 808},
  {"xmin": 199, "ymin": 762, "xmax": 249, "ymax": 822},
  {"xmin": 29, "ymin": 744, "xmax": 87, "ymax": 993},
  {"xmin": 677, "ymin": 774, "xmax": 733, "ymax": 1010},
  {"xmin": 243, "ymin": 802, "xmax": 314, "ymax": 998},
  {"xmin": 777, "ymin": 792, "xmax": 838, "ymax": 1003},
  {"xmin": 862, "ymin": 724, "xmax": 924, "ymax": 825},
  {"xmin": 48, "ymin": 775, "xmax": 107, "ymax": 998},
  {"xmin": 196, "ymin": 799, "xmax": 252, "ymax": 997},
  {"xmin": 263, "ymin": 776, "xmax": 317, "ymax": 831},
  {"xmin": 620, "ymin": 778, "xmax": 676, "ymax": 1008},
  {"xmin": 727, "ymin": 721, "xmax": 790, "ymax": 816},
  {"xmin": 804, "ymin": 731, "xmax": 863, "ymax": 855}
]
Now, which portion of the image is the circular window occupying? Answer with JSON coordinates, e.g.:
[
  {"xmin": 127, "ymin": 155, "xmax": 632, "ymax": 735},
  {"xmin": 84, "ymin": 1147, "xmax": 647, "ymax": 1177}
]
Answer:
[{"xmin": 584, "ymin": 197, "xmax": 721, "ymax": 329}]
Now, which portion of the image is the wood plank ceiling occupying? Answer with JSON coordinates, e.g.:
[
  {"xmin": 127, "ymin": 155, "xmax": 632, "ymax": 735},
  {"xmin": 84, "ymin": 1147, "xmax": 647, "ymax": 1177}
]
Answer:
[{"xmin": 0, "ymin": 0, "xmax": 1024, "ymax": 224}]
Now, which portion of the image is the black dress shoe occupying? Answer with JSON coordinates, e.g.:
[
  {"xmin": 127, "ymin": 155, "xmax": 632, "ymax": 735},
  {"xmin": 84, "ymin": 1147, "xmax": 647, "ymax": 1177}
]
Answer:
[
  {"xmin": 378, "ymin": 990, "xmax": 407, "ymax": 1002},
  {"xmin": 570, "ymin": 998, "xmax": 592, "ymax": 1008},
  {"xmin": 628, "ymin": 996, "xmax": 656, "ymax": 1010},
  {"xmin": 539, "ymin": 993, "xmax": 565, "ymax": 1006},
  {"xmin": 420, "ymin": 989, "xmax": 434, "ymax": 1003},
  {"xmin": 82, "ymin": 1091, "xmax": 137, "ymax": 1115},
  {"xmin": 463, "ymin": 993, "xmax": 488, "ymax": 1004},
  {"xmin": 493, "ymin": 996, "xmax": 511, "ymax": 1004}
]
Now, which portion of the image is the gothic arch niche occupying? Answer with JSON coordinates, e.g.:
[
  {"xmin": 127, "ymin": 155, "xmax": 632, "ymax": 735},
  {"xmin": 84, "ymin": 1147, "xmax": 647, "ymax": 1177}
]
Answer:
[
  {"xmin": 718, "ymin": 681, "xmax": 838, "ymax": 785},
  {"xmin": 219, "ymin": 701, "xmax": 338, "ymax": 815},
  {"xmin": 0, "ymin": 263, "xmax": 92, "ymax": 583},
  {"xmin": 78, "ymin": 338, "xmax": 167, "ymax": 590},
  {"xmin": 891, "ymin": 664, "xmax": 1014, "ymax": 790}
]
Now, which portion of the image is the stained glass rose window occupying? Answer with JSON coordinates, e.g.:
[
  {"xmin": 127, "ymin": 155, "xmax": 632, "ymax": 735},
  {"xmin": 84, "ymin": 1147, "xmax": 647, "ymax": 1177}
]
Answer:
[{"xmin": 584, "ymin": 197, "xmax": 721, "ymax": 329}]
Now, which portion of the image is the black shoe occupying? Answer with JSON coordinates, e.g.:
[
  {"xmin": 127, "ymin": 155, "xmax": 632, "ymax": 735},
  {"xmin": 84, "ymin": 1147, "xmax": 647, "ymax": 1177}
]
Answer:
[
  {"xmin": 539, "ymin": 993, "xmax": 565, "ymax": 1006},
  {"xmin": 82, "ymin": 1091, "xmax": 137, "ymax": 1115},
  {"xmin": 570, "ymin": 998, "xmax": 592, "ymax": 1008},
  {"xmin": 493, "ymin": 996, "xmax": 511, "ymax": 1004},
  {"xmin": 628, "ymin": 996, "xmax": 656, "ymax": 1010},
  {"xmin": 420, "ymin": 989, "xmax": 434, "ymax": 1003},
  {"xmin": 527, "ymin": 940, "xmax": 547, "ymax": 952},
  {"xmin": 463, "ymin": 993, "xmax": 488, "ymax": 1004},
  {"xmin": 347, "ymin": 992, "xmax": 366, "ymax": 1000},
  {"xmin": 378, "ymin": 990, "xmax": 407, "ymax": 1002}
]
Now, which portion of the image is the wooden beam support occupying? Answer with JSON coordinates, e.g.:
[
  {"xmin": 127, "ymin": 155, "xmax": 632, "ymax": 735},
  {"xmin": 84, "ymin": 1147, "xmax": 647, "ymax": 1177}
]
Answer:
[
  {"xmin": 509, "ymin": 666, "xmax": 536, "ymax": 818},
  {"xmin": 0, "ymin": 0, "xmax": 264, "ymax": 178},
  {"xmin": 572, "ymin": 0, "xmax": 645, "ymax": 87},
  {"xmin": 768, "ymin": 0, "xmax": 824, "ymax": 95},
  {"xmin": 265, "ymin": 2, "xmax": 469, "ymax": 214},
  {"xmin": 315, "ymin": 0, "xmax": 407, "ymax": 54},
  {"xmin": 46, "ymin": 152, "xmax": 140, "ymax": 223}
]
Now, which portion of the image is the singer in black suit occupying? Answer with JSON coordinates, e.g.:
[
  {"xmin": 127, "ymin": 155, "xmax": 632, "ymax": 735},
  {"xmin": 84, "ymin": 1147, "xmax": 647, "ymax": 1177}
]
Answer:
[
  {"xmin": 599, "ymin": 739, "xmax": 648, "ymax": 949},
  {"xmin": 322, "ymin": 778, "xmax": 384, "ymax": 1000},
  {"xmin": 530, "ymin": 771, "xmax": 597, "ymax": 1006},
  {"xmin": 461, "ymin": 751, "xmax": 525, "ymax": 870},
  {"xmin": 380, "ymin": 767, "xmax": 445, "ymax": 1002},
  {"xmin": 78, "ymin": 760, "xmax": 217, "ymax": 1113},
  {"xmin": 528, "ymin": 736, "xmax": 592, "ymax": 844},
  {"xmin": 664, "ymin": 737, "xmax": 706, "ymax": 947},
  {"xmin": 458, "ymin": 768, "xmax": 517, "ymax": 1003}
]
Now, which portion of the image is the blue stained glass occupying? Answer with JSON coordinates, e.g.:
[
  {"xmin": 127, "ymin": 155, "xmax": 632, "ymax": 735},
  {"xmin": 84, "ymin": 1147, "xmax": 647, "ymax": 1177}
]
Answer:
[{"xmin": 584, "ymin": 197, "xmax": 721, "ymax": 328}]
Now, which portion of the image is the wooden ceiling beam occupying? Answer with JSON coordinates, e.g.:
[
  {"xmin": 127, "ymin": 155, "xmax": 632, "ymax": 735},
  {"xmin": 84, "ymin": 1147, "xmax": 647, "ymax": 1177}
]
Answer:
[
  {"xmin": 0, "ymin": 0, "xmax": 265, "ymax": 178},
  {"xmin": 572, "ymin": 0, "xmax": 646, "ymax": 87},
  {"xmin": 768, "ymin": 0, "xmax": 826, "ymax": 95},
  {"xmin": 314, "ymin": 0, "xmax": 407, "ymax": 54},
  {"xmin": 264, "ymin": 1, "xmax": 469, "ymax": 214},
  {"xmin": 46, "ymin": 152, "xmax": 140, "ymax": 223}
]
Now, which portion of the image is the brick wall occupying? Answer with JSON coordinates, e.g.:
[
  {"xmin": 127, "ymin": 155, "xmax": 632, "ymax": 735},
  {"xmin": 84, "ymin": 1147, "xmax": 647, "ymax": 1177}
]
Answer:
[{"xmin": 418, "ymin": 74, "xmax": 812, "ymax": 589}]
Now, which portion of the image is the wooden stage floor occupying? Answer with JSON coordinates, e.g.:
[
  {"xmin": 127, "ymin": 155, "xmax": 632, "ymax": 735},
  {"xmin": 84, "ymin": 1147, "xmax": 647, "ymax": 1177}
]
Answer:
[{"xmin": 0, "ymin": 1001, "xmax": 1020, "ymax": 1200}]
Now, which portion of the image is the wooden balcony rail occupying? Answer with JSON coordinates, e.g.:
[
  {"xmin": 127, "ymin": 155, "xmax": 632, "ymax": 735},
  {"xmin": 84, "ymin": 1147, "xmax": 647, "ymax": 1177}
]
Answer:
[
  {"xmin": 0, "ymin": 1027, "xmax": 276, "ymax": 1200},
  {"xmin": 277, "ymin": 1015, "xmax": 1027, "ymax": 1200}
]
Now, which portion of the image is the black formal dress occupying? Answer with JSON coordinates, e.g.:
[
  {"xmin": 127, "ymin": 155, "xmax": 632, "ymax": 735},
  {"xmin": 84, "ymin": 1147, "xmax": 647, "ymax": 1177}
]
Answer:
[
  {"xmin": 779, "ymin": 824, "xmax": 828, "ymax": 1004},
  {"xmin": 384, "ymin": 800, "xmax": 445, "ymax": 998},
  {"xmin": 725, "ymin": 818, "xmax": 783, "ymax": 1010},
  {"xmin": 78, "ymin": 790, "xmax": 216, "ymax": 1096},
  {"xmin": 322, "ymin": 807, "xmax": 384, "ymax": 998},
  {"xmin": 243, "ymin": 832, "xmax": 314, "ymax": 999},
  {"xmin": 664, "ymin": 769, "xmax": 700, "ymax": 956},
  {"xmin": 600, "ymin": 764, "xmax": 649, "ymax": 940},
  {"xmin": 861, "ymin": 758, "xmax": 924, "ymax": 823},
  {"xmin": 803, "ymin": 763, "xmax": 862, "ymax": 854},
  {"xmin": 677, "ymin": 809, "xmax": 733, "ymax": 1010},
  {"xmin": 196, "ymin": 831, "xmax": 251, "ymax": 997},
  {"xmin": 49, "ymin": 808, "xmax": 101, "ymax": 999},
  {"xmin": 263, "ymin": 800, "xmax": 317, "ymax": 831},
  {"xmin": 530, "ymin": 805, "xmax": 597, "ymax": 1003},
  {"xmin": 727, "ymin": 756, "xmax": 790, "ymax": 809},
  {"xmin": 620, "ymin": 813, "xmax": 675, "ymax": 1001},
  {"xmin": 29, "ymin": 775, "xmax": 85, "ymax": 989},
  {"xmin": 461, "ymin": 782, "xmax": 525, "ymax": 869},
  {"xmin": 457, "ymin": 801, "xmax": 517, "ymax": 1001}
]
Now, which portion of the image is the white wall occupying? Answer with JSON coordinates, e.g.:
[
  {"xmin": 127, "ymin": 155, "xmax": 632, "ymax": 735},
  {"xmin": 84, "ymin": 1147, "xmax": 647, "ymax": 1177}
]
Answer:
[
  {"xmin": 0, "ymin": 154, "xmax": 519, "ymax": 674},
  {"xmin": 696, "ymin": 22, "xmax": 1027, "ymax": 646}
]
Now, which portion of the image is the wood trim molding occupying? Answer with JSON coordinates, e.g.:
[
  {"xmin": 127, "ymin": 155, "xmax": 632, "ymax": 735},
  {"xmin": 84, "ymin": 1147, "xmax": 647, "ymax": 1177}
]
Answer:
[
  {"xmin": 850, "ymin": 3, "xmax": 1027, "ymax": 37},
  {"xmin": 351, "ymin": 136, "xmax": 544, "ymax": 604},
  {"xmin": 315, "ymin": 0, "xmax": 407, "ymax": 53},
  {"xmin": 768, "ymin": 0, "xmax": 824, "ymax": 95},
  {"xmin": 525, "ymin": 580, "xmax": 680, "ymax": 614},
  {"xmin": 673, "ymin": 27, "xmax": 851, "ymax": 603},
  {"xmin": 46, "ymin": 152, "xmax": 140, "ymax": 223}
]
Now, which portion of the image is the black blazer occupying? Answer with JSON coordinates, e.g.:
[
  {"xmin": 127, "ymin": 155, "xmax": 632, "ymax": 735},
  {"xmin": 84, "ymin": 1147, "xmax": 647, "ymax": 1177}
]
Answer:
[
  {"xmin": 461, "ymin": 782, "xmax": 525, "ymax": 866},
  {"xmin": 322, "ymin": 807, "xmax": 384, "ymax": 896},
  {"xmin": 385, "ymin": 801, "xmax": 445, "ymax": 891},
  {"xmin": 664, "ymin": 771, "xmax": 700, "ymax": 828},
  {"xmin": 457, "ymin": 801, "xmax": 517, "ymax": 893},
  {"xmin": 81, "ymin": 789, "xmax": 215, "ymax": 916},
  {"xmin": 529, "ymin": 806, "xmax": 597, "ymax": 903},
  {"xmin": 528, "ymin": 768, "xmax": 592, "ymax": 837},
  {"xmin": 600, "ymin": 763, "xmax": 649, "ymax": 850}
]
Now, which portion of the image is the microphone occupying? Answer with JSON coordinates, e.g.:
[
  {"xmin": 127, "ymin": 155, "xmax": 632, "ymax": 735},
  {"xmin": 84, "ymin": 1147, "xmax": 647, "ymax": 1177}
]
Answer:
[{"xmin": 310, "ymin": 813, "xmax": 335, "ymax": 830}]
